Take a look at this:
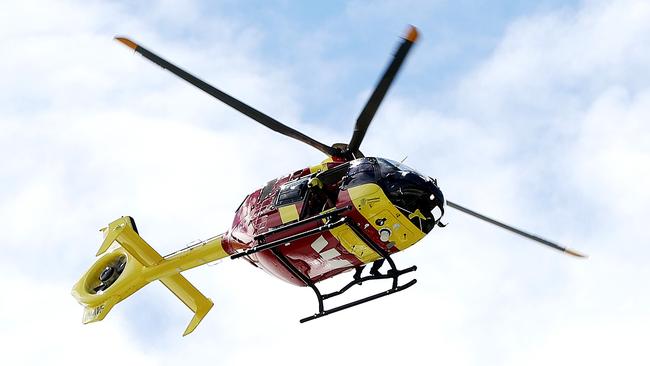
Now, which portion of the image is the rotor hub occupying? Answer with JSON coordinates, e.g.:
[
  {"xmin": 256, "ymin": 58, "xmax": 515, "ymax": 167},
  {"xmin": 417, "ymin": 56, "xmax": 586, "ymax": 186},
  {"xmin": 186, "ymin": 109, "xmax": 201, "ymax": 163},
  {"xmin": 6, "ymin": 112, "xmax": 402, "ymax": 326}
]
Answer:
[{"xmin": 99, "ymin": 266, "xmax": 115, "ymax": 282}]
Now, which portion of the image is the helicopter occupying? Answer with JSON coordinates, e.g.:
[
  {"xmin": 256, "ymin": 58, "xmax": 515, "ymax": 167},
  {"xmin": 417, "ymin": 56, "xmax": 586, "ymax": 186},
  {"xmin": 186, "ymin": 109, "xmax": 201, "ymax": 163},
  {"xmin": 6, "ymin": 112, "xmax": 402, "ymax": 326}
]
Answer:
[{"xmin": 72, "ymin": 25, "xmax": 586, "ymax": 336}]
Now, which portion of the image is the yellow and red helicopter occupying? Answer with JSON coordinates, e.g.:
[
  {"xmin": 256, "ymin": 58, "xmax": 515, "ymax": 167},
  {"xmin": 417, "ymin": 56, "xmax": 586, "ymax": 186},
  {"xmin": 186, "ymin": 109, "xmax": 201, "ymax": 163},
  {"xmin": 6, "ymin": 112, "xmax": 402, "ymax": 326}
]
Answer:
[{"xmin": 72, "ymin": 26, "xmax": 586, "ymax": 336}]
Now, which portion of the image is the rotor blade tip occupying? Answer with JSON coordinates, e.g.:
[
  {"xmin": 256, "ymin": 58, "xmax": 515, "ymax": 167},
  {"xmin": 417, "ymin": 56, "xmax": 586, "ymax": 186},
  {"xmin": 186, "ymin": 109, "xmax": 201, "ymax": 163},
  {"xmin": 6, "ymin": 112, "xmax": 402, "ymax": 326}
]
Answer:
[
  {"xmin": 565, "ymin": 248, "xmax": 588, "ymax": 258},
  {"xmin": 404, "ymin": 25, "xmax": 419, "ymax": 43},
  {"xmin": 114, "ymin": 36, "xmax": 138, "ymax": 50}
]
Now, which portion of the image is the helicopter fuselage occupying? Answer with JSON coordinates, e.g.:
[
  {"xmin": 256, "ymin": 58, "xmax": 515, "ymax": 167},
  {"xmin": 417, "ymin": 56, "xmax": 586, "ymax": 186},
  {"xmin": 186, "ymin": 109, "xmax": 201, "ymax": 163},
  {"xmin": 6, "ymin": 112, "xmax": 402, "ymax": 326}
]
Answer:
[{"xmin": 222, "ymin": 157, "xmax": 445, "ymax": 286}]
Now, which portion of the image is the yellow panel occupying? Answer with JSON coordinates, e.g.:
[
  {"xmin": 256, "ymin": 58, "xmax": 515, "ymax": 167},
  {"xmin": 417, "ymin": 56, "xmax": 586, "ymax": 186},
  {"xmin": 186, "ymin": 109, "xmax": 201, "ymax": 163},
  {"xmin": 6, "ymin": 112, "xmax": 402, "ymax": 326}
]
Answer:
[
  {"xmin": 278, "ymin": 204, "xmax": 299, "ymax": 224},
  {"xmin": 329, "ymin": 225, "xmax": 381, "ymax": 264},
  {"xmin": 308, "ymin": 157, "xmax": 334, "ymax": 174},
  {"xmin": 347, "ymin": 184, "xmax": 425, "ymax": 251},
  {"xmin": 72, "ymin": 216, "xmax": 229, "ymax": 336},
  {"xmin": 160, "ymin": 274, "xmax": 214, "ymax": 336}
]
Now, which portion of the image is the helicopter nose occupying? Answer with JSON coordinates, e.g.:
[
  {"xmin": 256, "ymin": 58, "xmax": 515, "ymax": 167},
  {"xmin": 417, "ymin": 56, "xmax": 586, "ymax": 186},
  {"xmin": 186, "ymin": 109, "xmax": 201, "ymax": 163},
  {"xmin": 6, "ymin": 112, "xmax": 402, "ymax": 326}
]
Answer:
[
  {"xmin": 408, "ymin": 177, "xmax": 445, "ymax": 232},
  {"xmin": 379, "ymin": 170, "xmax": 445, "ymax": 233}
]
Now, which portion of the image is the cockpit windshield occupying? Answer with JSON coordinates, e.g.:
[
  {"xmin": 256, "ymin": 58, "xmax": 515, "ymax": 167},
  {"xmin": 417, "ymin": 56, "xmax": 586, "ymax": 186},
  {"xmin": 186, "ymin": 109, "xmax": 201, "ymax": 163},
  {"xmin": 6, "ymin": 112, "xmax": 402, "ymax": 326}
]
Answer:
[
  {"xmin": 377, "ymin": 158, "xmax": 421, "ymax": 179},
  {"xmin": 342, "ymin": 158, "xmax": 377, "ymax": 189},
  {"xmin": 322, "ymin": 157, "xmax": 444, "ymax": 233},
  {"xmin": 375, "ymin": 157, "xmax": 445, "ymax": 233}
]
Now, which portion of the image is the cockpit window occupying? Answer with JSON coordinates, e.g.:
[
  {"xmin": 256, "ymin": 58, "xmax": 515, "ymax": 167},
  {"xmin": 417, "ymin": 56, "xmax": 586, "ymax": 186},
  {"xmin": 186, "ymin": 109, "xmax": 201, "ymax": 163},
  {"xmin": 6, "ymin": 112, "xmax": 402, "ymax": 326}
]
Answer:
[
  {"xmin": 276, "ymin": 178, "xmax": 308, "ymax": 206},
  {"xmin": 260, "ymin": 178, "xmax": 277, "ymax": 201},
  {"xmin": 378, "ymin": 158, "xmax": 418, "ymax": 177},
  {"xmin": 377, "ymin": 158, "xmax": 398, "ymax": 177},
  {"xmin": 342, "ymin": 158, "xmax": 377, "ymax": 189}
]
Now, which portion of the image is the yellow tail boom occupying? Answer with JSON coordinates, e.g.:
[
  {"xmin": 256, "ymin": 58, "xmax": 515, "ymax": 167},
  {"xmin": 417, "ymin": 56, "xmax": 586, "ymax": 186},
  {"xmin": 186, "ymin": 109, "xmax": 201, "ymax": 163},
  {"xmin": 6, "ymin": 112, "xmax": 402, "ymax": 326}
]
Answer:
[{"xmin": 71, "ymin": 216, "xmax": 229, "ymax": 336}]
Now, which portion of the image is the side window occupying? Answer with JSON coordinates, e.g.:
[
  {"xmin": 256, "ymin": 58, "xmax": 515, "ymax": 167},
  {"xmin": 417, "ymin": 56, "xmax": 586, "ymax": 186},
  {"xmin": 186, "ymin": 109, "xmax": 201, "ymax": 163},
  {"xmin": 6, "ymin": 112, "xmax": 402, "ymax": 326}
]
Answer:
[
  {"xmin": 260, "ymin": 179, "xmax": 277, "ymax": 201},
  {"xmin": 276, "ymin": 178, "xmax": 308, "ymax": 206}
]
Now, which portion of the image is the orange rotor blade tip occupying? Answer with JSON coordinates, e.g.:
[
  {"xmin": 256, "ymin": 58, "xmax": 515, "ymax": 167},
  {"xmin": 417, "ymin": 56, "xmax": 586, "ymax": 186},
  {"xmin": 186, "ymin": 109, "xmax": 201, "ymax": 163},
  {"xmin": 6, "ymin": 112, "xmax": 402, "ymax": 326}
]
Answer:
[
  {"xmin": 404, "ymin": 25, "xmax": 419, "ymax": 43},
  {"xmin": 114, "ymin": 36, "xmax": 138, "ymax": 50},
  {"xmin": 565, "ymin": 247, "xmax": 588, "ymax": 258}
]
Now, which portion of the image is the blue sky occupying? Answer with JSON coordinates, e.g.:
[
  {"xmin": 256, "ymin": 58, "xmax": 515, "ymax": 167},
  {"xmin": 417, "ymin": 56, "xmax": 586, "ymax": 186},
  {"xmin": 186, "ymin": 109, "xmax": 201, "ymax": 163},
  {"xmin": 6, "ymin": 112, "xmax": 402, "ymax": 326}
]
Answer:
[
  {"xmin": 118, "ymin": 0, "xmax": 582, "ymax": 126},
  {"xmin": 1, "ymin": 0, "xmax": 649, "ymax": 365}
]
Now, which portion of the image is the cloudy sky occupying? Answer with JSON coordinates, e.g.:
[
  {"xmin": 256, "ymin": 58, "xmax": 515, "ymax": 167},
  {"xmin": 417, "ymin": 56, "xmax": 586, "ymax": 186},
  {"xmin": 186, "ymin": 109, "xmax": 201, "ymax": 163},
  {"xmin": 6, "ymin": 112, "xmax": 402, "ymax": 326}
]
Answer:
[{"xmin": 1, "ymin": 0, "xmax": 649, "ymax": 365}]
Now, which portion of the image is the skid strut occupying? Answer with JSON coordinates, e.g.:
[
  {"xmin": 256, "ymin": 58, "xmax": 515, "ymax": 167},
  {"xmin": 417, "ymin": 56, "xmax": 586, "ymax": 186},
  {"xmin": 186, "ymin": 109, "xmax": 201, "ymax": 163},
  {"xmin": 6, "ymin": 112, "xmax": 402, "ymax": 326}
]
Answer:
[
  {"xmin": 298, "ymin": 217, "xmax": 417, "ymax": 322},
  {"xmin": 299, "ymin": 267, "xmax": 417, "ymax": 323}
]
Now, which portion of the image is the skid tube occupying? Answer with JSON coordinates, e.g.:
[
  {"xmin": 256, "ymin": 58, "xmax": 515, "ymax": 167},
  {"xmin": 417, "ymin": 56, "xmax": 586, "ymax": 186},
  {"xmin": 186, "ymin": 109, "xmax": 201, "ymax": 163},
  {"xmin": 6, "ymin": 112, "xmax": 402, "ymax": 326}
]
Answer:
[
  {"xmin": 295, "ymin": 217, "xmax": 418, "ymax": 323},
  {"xmin": 233, "ymin": 210, "xmax": 419, "ymax": 323},
  {"xmin": 299, "ymin": 270, "xmax": 417, "ymax": 323}
]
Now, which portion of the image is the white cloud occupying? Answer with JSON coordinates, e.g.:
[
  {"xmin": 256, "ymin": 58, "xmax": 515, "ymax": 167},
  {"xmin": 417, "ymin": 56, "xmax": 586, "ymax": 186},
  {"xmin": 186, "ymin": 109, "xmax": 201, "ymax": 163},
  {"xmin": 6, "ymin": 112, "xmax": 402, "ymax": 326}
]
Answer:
[
  {"xmin": 0, "ymin": 274, "xmax": 158, "ymax": 365},
  {"xmin": 1, "ymin": 0, "xmax": 649, "ymax": 365}
]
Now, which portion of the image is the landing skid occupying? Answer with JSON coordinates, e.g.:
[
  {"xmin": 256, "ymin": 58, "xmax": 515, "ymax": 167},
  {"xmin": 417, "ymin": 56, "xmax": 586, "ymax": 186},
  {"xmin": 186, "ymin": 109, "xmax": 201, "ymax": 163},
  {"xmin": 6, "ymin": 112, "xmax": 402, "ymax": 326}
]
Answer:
[
  {"xmin": 236, "ymin": 210, "xmax": 420, "ymax": 323},
  {"xmin": 266, "ymin": 215, "xmax": 418, "ymax": 323},
  {"xmin": 299, "ymin": 264, "xmax": 417, "ymax": 323}
]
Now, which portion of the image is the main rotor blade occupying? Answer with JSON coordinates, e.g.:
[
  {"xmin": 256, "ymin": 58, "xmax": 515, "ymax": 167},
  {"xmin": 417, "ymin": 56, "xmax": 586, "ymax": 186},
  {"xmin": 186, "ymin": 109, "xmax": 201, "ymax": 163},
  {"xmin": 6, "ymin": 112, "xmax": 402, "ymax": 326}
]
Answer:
[
  {"xmin": 446, "ymin": 200, "xmax": 587, "ymax": 258},
  {"xmin": 347, "ymin": 25, "xmax": 419, "ymax": 154},
  {"xmin": 115, "ymin": 37, "xmax": 339, "ymax": 157}
]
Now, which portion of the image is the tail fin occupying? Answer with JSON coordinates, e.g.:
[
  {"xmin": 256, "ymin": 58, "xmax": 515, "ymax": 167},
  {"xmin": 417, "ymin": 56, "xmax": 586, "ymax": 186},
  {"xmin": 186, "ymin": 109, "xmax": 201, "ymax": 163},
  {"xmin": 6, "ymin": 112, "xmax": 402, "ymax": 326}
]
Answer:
[{"xmin": 71, "ymin": 216, "xmax": 229, "ymax": 335}]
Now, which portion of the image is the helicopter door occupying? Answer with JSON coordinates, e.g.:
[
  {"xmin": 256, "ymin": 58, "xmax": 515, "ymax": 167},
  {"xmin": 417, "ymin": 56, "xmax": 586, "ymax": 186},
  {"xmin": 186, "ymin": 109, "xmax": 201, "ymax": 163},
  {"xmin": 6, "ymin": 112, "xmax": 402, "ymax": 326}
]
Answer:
[{"xmin": 302, "ymin": 163, "xmax": 350, "ymax": 218}]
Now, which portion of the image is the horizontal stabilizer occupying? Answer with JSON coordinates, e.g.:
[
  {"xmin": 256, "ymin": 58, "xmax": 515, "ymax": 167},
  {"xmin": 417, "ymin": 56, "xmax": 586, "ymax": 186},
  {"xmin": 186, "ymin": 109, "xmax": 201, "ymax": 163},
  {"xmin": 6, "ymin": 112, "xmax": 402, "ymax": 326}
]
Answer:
[{"xmin": 161, "ymin": 274, "xmax": 214, "ymax": 336}]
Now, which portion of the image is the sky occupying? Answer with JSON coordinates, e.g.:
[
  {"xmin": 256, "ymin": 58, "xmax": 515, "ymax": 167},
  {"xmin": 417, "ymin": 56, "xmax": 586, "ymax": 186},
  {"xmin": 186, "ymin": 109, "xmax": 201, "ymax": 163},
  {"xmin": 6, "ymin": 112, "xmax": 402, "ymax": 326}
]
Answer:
[{"xmin": 1, "ymin": 0, "xmax": 649, "ymax": 365}]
